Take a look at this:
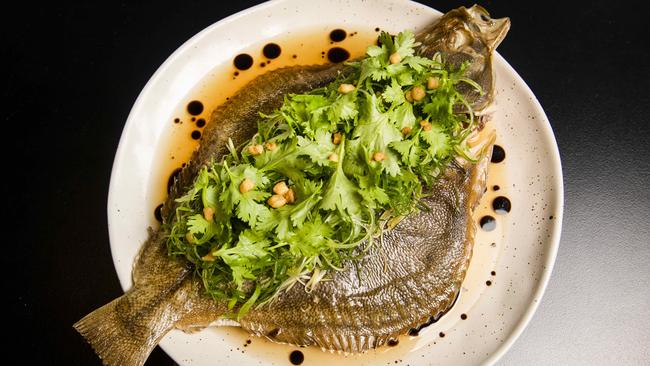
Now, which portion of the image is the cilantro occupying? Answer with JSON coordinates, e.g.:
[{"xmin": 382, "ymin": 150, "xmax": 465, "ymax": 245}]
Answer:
[{"xmin": 164, "ymin": 29, "xmax": 480, "ymax": 317}]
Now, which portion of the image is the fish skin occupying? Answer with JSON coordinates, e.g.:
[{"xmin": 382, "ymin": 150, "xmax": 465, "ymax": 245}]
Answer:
[
  {"xmin": 74, "ymin": 5, "xmax": 509, "ymax": 365},
  {"xmin": 240, "ymin": 143, "xmax": 494, "ymax": 351}
]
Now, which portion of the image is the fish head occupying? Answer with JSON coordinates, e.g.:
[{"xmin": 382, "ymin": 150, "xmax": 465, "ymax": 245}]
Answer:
[{"xmin": 416, "ymin": 5, "xmax": 510, "ymax": 112}]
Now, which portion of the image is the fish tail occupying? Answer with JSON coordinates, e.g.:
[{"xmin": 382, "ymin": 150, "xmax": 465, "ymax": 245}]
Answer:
[{"xmin": 74, "ymin": 282, "xmax": 184, "ymax": 366}]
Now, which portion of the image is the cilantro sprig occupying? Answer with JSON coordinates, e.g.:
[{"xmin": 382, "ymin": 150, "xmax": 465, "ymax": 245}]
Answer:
[{"xmin": 165, "ymin": 31, "xmax": 480, "ymax": 317}]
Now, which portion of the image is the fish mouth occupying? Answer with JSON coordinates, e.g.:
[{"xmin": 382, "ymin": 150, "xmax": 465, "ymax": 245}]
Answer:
[{"xmin": 466, "ymin": 4, "xmax": 511, "ymax": 51}]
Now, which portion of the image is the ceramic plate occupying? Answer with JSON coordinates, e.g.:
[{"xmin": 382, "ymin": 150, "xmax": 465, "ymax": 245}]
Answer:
[{"xmin": 107, "ymin": 0, "xmax": 563, "ymax": 365}]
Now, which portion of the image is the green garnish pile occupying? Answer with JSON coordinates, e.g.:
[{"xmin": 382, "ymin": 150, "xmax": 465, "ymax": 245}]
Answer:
[{"xmin": 165, "ymin": 31, "xmax": 480, "ymax": 317}]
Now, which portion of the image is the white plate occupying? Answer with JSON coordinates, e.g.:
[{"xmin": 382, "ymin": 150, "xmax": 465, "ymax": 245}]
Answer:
[{"xmin": 107, "ymin": 0, "xmax": 563, "ymax": 365}]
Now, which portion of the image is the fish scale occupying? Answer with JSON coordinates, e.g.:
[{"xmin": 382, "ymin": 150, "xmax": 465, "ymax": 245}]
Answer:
[{"xmin": 74, "ymin": 5, "xmax": 509, "ymax": 365}]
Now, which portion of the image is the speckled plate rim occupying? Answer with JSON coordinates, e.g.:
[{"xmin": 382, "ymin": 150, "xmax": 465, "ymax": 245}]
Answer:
[{"xmin": 106, "ymin": 0, "xmax": 564, "ymax": 365}]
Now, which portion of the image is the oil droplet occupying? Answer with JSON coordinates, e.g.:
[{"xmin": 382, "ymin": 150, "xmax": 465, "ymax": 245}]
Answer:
[
  {"xmin": 262, "ymin": 43, "xmax": 282, "ymax": 59},
  {"xmin": 289, "ymin": 350, "xmax": 304, "ymax": 365},
  {"xmin": 329, "ymin": 29, "xmax": 347, "ymax": 42},
  {"xmin": 233, "ymin": 53, "xmax": 254, "ymax": 70},
  {"xmin": 187, "ymin": 100, "xmax": 203, "ymax": 116},
  {"xmin": 491, "ymin": 145, "xmax": 505, "ymax": 163},
  {"xmin": 480, "ymin": 216, "xmax": 496, "ymax": 231},
  {"xmin": 492, "ymin": 196, "xmax": 511, "ymax": 214},
  {"xmin": 327, "ymin": 47, "xmax": 350, "ymax": 63}
]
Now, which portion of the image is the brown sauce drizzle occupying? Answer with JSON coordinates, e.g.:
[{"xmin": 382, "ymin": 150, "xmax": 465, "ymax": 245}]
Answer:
[
  {"xmin": 289, "ymin": 350, "xmax": 304, "ymax": 365},
  {"xmin": 327, "ymin": 47, "xmax": 350, "ymax": 63},
  {"xmin": 491, "ymin": 144, "xmax": 505, "ymax": 163},
  {"xmin": 262, "ymin": 43, "xmax": 281, "ymax": 59},
  {"xmin": 233, "ymin": 53, "xmax": 254, "ymax": 70},
  {"xmin": 492, "ymin": 196, "xmax": 511, "ymax": 214},
  {"xmin": 167, "ymin": 168, "xmax": 182, "ymax": 194},
  {"xmin": 154, "ymin": 204, "xmax": 163, "ymax": 223},
  {"xmin": 186, "ymin": 100, "xmax": 203, "ymax": 116},
  {"xmin": 329, "ymin": 29, "xmax": 347, "ymax": 42},
  {"xmin": 480, "ymin": 216, "xmax": 496, "ymax": 231}
]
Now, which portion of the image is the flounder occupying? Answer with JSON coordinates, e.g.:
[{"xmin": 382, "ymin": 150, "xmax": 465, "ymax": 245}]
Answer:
[{"xmin": 74, "ymin": 5, "xmax": 509, "ymax": 365}]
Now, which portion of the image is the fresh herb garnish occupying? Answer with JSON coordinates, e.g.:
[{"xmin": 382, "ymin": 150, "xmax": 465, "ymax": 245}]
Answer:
[{"xmin": 165, "ymin": 31, "xmax": 480, "ymax": 318}]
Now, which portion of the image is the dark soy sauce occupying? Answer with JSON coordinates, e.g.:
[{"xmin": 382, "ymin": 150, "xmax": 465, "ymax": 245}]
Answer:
[
  {"xmin": 186, "ymin": 100, "xmax": 203, "ymax": 116},
  {"xmin": 154, "ymin": 204, "xmax": 163, "ymax": 223},
  {"xmin": 327, "ymin": 47, "xmax": 350, "ymax": 63},
  {"xmin": 289, "ymin": 350, "xmax": 304, "ymax": 365},
  {"xmin": 329, "ymin": 29, "xmax": 347, "ymax": 42},
  {"xmin": 167, "ymin": 168, "xmax": 182, "ymax": 193},
  {"xmin": 233, "ymin": 53, "xmax": 254, "ymax": 70},
  {"xmin": 262, "ymin": 43, "xmax": 281, "ymax": 59},
  {"xmin": 480, "ymin": 216, "xmax": 496, "ymax": 231},
  {"xmin": 492, "ymin": 196, "xmax": 511, "ymax": 214},
  {"xmin": 491, "ymin": 145, "xmax": 505, "ymax": 163}
]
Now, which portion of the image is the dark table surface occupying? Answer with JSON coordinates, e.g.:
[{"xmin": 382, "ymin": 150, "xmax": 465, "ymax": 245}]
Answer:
[{"xmin": 5, "ymin": 1, "xmax": 649, "ymax": 365}]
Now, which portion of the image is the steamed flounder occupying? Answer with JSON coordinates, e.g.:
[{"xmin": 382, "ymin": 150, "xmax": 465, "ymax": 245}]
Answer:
[{"xmin": 74, "ymin": 5, "xmax": 509, "ymax": 365}]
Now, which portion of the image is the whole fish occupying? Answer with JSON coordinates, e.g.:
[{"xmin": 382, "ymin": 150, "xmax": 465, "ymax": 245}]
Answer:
[{"xmin": 74, "ymin": 5, "xmax": 509, "ymax": 365}]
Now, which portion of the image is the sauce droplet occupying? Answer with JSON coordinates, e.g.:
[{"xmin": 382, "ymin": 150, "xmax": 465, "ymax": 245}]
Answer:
[
  {"xmin": 480, "ymin": 216, "xmax": 496, "ymax": 231},
  {"xmin": 327, "ymin": 47, "xmax": 350, "ymax": 63},
  {"xmin": 234, "ymin": 53, "xmax": 254, "ymax": 70},
  {"xmin": 493, "ymin": 185, "xmax": 500, "ymax": 191},
  {"xmin": 173, "ymin": 118, "xmax": 180, "ymax": 124},
  {"xmin": 191, "ymin": 130, "xmax": 201, "ymax": 140},
  {"xmin": 375, "ymin": 27, "xmax": 380, "ymax": 32},
  {"xmin": 460, "ymin": 313, "xmax": 468, "ymax": 320},
  {"xmin": 168, "ymin": 168, "xmax": 182, "ymax": 194},
  {"xmin": 187, "ymin": 100, "xmax": 204, "ymax": 116},
  {"xmin": 491, "ymin": 270, "xmax": 496, "ymax": 276},
  {"xmin": 492, "ymin": 196, "xmax": 511, "ymax": 214},
  {"xmin": 329, "ymin": 29, "xmax": 347, "ymax": 42},
  {"xmin": 289, "ymin": 350, "xmax": 304, "ymax": 365},
  {"xmin": 262, "ymin": 43, "xmax": 282, "ymax": 59},
  {"xmin": 439, "ymin": 332, "xmax": 445, "ymax": 338},
  {"xmin": 196, "ymin": 118, "xmax": 206, "ymax": 128},
  {"xmin": 154, "ymin": 203, "xmax": 163, "ymax": 223},
  {"xmin": 491, "ymin": 145, "xmax": 505, "ymax": 163},
  {"xmin": 486, "ymin": 280, "xmax": 492, "ymax": 286},
  {"xmin": 387, "ymin": 338, "xmax": 399, "ymax": 346}
]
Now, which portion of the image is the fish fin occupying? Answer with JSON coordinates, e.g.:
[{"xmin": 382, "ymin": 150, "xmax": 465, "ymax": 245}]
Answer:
[{"xmin": 73, "ymin": 281, "xmax": 186, "ymax": 366}]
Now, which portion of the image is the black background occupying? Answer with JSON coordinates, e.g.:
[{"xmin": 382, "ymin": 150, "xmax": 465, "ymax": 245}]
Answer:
[{"xmin": 4, "ymin": 1, "xmax": 649, "ymax": 365}]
